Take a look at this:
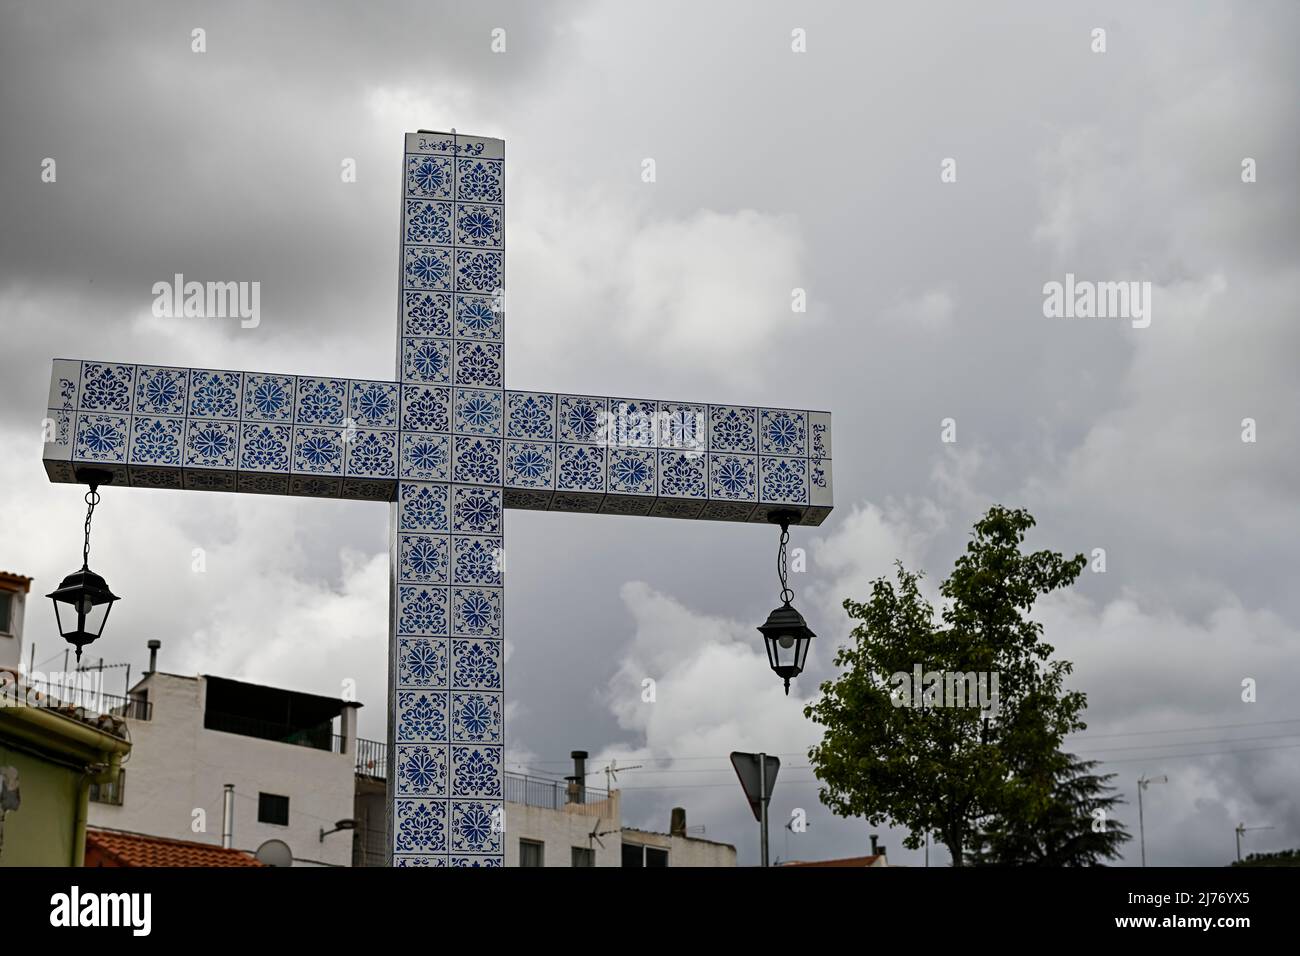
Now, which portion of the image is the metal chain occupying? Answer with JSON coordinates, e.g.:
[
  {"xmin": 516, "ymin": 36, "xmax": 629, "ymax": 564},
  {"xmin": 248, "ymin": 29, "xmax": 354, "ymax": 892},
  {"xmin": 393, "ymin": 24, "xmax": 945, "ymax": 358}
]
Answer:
[
  {"xmin": 83, "ymin": 487, "xmax": 99, "ymax": 569},
  {"xmin": 777, "ymin": 524, "xmax": 794, "ymax": 604}
]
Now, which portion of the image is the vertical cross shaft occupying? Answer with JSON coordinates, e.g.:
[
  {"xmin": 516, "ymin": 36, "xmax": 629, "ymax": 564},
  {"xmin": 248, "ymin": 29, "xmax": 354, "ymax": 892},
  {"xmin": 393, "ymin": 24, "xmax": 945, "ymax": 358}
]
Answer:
[{"xmin": 389, "ymin": 131, "xmax": 507, "ymax": 866}]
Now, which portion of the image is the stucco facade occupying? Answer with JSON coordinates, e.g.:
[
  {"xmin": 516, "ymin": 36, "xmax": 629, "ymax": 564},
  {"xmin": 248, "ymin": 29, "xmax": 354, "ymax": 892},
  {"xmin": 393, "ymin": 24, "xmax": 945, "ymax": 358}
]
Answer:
[{"xmin": 87, "ymin": 671, "xmax": 358, "ymax": 867}]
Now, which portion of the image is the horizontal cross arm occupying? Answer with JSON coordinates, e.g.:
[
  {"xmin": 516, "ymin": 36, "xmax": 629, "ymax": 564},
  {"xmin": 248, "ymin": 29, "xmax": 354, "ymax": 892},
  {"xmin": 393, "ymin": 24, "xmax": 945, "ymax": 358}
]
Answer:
[
  {"xmin": 495, "ymin": 391, "xmax": 832, "ymax": 525},
  {"xmin": 42, "ymin": 359, "xmax": 403, "ymax": 500}
]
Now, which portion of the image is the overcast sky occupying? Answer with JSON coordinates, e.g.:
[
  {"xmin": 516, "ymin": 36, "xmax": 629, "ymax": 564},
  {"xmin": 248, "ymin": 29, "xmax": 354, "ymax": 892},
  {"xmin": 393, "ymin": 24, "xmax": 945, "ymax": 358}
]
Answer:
[{"xmin": 1, "ymin": 0, "xmax": 1297, "ymax": 866}]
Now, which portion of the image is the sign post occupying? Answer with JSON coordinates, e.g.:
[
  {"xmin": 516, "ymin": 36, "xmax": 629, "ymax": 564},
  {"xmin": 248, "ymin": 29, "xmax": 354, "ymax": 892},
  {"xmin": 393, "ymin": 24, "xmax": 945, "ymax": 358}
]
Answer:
[{"xmin": 731, "ymin": 751, "xmax": 780, "ymax": 867}]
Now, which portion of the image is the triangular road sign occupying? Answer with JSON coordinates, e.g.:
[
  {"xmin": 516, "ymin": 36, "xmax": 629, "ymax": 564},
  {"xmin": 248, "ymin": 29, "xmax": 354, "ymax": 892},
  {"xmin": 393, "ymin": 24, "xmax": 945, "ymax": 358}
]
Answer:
[{"xmin": 730, "ymin": 751, "xmax": 780, "ymax": 822}]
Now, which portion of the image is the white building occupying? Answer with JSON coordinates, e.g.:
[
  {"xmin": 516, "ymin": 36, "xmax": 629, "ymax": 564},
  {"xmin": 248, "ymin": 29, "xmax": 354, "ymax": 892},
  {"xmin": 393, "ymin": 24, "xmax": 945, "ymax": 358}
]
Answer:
[
  {"xmin": 0, "ymin": 572, "xmax": 32, "ymax": 672},
  {"xmin": 501, "ymin": 752, "xmax": 736, "ymax": 867},
  {"xmin": 87, "ymin": 646, "xmax": 361, "ymax": 867}
]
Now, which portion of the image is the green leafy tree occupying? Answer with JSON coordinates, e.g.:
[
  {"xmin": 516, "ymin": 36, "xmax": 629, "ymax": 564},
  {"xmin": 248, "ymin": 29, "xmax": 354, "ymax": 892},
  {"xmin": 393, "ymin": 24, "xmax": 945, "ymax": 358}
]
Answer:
[
  {"xmin": 805, "ymin": 506, "xmax": 1087, "ymax": 865},
  {"xmin": 965, "ymin": 754, "xmax": 1131, "ymax": 865}
]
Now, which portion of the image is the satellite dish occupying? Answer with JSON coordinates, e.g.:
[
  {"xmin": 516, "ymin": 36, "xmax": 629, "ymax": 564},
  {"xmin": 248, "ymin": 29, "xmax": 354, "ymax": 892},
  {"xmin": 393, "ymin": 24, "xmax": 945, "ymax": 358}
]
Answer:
[{"xmin": 256, "ymin": 839, "xmax": 293, "ymax": 867}]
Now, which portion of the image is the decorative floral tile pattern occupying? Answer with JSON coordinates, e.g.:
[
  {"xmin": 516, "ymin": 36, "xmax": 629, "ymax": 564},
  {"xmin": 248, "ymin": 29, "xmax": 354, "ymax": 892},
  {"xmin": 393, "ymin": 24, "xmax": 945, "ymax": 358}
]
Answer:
[
  {"xmin": 345, "ymin": 429, "xmax": 398, "ymax": 479},
  {"xmin": 403, "ymin": 291, "xmax": 453, "ymax": 338},
  {"xmin": 505, "ymin": 391, "xmax": 555, "ymax": 441},
  {"xmin": 709, "ymin": 405, "xmax": 757, "ymax": 453},
  {"xmin": 504, "ymin": 441, "xmax": 554, "ymax": 489},
  {"xmin": 400, "ymin": 482, "xmax": 450, "ymax": 532},
  {"xmin": 760, "ymin": 408, "xmax": 807, "ymax": 457},
  {"xmin": 453, "ymin": 537, "xmax": 502, "ymax": 587},
  {"xmin": 349, "ymin": 381, "xmax": 399, "ymax": 428},
  {"xmin": 401, "ymin": 384, "xmax": 452, "ymax": 434},
  {"xmin": 451, "ymin": 639, "xmax": 501, "ymax": 690},
  {"xmin": 657, "ymin": 450, "xmax": 707, "ymax": 499},
  {"xmin": 401, "ymin": 432, "xmax": 451, "ymax": 481},
  {"xmin": 399, "ymin": 536, "xmax": 450, "ymax": 586},
  {"xmin": 454, "ymin": 295, "xmax": 502, "ymax": 340},
  {"xmin": 243, "ymin": 373, "xmax": 295, "ymax": 422},
  {"xmin": 404, "ymin": 246, "xmax": 453, "ymax": 291},
  {"xmin": 556, "ymin": 443, "xmax": 605, "ymax": 493},
  {"xmin": 129, "ymin": 416, "xmax": 183, "ymax": 466},
  {"xmin": 452, "ymin": 486, "xmax": 501, "ymax": 535},
  {"xmin": 709, "ymin": 453, "xmax": 757, "ymax": 501},
  {"xmin": 293, "ymin": 427, "xmax": 345, "ymax": 475},
  {"xmin": 185, "ymin": 420, "xmax": 239, "ymax": 469},
  {"xmin": 394, "ymin": 798, "xmax": 448, "ymax": 854},
  {"xmin": 397, "ymin": 691, "xmax": 449, "ymax": 743},
  {"xmin": 79, "ymin": 363, "xmax": 134, "ymax": 413},
  {"xmin": 809, "ymin": 411, "xmax": 832, "ymax": 459},
  {"xmin": 396, "ymin": 745, "xmax": 448, "ymax": 797},
  {"xmin": 609, "ymin": 399, "xmax": 657, "ymax": 447},
  {"xmin": 607, "ymin": 448, "xmax": 656, "ymax": 495},
  {"xmin": 452, "ymin": 436, "xmax": 502, "ymax": 486},
  {"xmin": 134, "ymin": 367, "xmax": 187, "ymax": 416},
  {"xmin": 398, "ymin": 585, "xmax": 449, "ymax": 636},
  {"xmin": 454, "ymin": 388, "xmax": 503, "ymax": 437},
  {"xmin": 296, "ymin": 377, "xmax": 347, "ymax": 426},
  {"xmin": 452, "ymin": 587, "xmax": 502, "ymax": 638},
  {"xmin": 557, "ymin": 395, "xmax": 608, "ymax": 444},
  {"xmin": 456, "ymin": 158, "xmax": 504, "ymax": 203},
  {"xmin": 759, "ymin": 455, "xmax": 809, "ymax": 504},
  {"xmin": 451, "ymin": 692, "xmax": 502, "ymax": 743},
  {"xmin": 407, "ymin": 153, "xmax": 453, "ymax": 200},
  {"xmin": 398, "ymin": 636, "xmax": 448, "ymax": 686},
  {"xmin": 404, "ymin": 199, "xmax": 453, "ymax": 246},
  {"xmin": 659, "ymin": 402, "xmax": 707, "ymax": 451},
  {"xmin": 403, "ymin": 340, "xmax": 454, "ymax": 385},
  {"xmin": 450, "ymin": 800, "xmax": 503, "ymax": 855},
  {"xmin": 187, "ymin": 370, "xmax": 241, "ymax": 419},
  {"xmin": 455, "ymin": 203, "xmax": 502, "ymax": 248},
  {"xmin": 452, "ymin": 746, "xmax": 502, "ymax": 797},
  {"xmin": 454, "ymin": 250, "xmax": 503, "ymax": 295},
  {"xmin": 453, "ymin": 341, "xmax": 503, "ymax": 388}
]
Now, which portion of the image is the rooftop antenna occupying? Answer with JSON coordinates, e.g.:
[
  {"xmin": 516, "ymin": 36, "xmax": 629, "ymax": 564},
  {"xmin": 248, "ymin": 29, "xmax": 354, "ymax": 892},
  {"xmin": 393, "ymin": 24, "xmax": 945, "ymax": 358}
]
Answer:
[
  {"xmin": 1235, "ymin": 822, "xmax": 1275, "ymax": 863},
  {"xmin": 601, "ymin": 759, "xmax": 643, "ymax": 793}
]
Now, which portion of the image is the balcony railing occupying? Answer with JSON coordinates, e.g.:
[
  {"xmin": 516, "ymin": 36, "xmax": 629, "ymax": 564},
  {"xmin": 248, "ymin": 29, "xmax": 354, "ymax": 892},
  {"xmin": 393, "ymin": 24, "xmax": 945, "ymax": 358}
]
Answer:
[
  {"xmin": 1, "ymin": 673, "xmax": 152, "ymax": 722},
  {"xmin": 504, "ymin": 773, "xmax": 609, "ymax": 811},
  {"xmin": 355, "ymin": 736, "xmax": 387, "ymax": 779}
]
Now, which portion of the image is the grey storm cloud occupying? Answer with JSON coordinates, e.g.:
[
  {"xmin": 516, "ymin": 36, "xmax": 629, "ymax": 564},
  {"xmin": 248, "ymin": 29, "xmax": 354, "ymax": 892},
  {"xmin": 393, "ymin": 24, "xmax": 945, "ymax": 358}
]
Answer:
[{"xmin": 1, "ymin": 0, "xmax": 1297, "ymax": 866}]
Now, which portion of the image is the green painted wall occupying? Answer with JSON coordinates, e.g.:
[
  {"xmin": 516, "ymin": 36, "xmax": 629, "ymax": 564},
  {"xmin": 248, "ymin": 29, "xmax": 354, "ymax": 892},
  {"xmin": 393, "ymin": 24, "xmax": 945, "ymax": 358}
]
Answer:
[{"xmin": 0, "ymin": 743, "xmax": 80, "ymax": 867}]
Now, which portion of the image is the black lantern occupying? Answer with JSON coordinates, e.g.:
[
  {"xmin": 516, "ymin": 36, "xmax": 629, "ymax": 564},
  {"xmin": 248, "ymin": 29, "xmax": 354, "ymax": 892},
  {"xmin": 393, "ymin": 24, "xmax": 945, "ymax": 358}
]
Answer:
[
  {"xmin": 757, "ymin": 509, "xmax": 815, "ymax": 694},
  {"xmin": 47, "ymin": 469, "xmax": 119, "ymax": 662}
]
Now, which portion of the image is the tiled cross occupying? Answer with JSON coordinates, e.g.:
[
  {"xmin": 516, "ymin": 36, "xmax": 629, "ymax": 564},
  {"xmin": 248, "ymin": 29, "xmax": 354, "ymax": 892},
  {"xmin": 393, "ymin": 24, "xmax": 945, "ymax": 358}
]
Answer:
[{"xmin": 40, "ymin": 130, "xmax": 834, "ymax": 866}]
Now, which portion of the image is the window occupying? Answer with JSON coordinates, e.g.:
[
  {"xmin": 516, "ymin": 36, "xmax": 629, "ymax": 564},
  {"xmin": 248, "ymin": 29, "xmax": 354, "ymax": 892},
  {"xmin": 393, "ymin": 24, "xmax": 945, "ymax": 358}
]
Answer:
[
  {"xmin": 571, "ymin": 846, "xmax": 594, "ymax": 868},
  {"xmin": 520, "ymin": 839, "xmax": 544, "ymax": 867},
  {"xmin": 89, "ymin": 769, "xmax": 124, "ymax": 806},
  {"xmin": 258, "ymin": 792, "xmax": 289, "ymax": 826},
  {"xmin": 0, "ymin": 592, "xmax": 11, "ymax": 634},
  {"xmin": 622, "ymin": 843, "xmax": 670, "ymax": 867}
]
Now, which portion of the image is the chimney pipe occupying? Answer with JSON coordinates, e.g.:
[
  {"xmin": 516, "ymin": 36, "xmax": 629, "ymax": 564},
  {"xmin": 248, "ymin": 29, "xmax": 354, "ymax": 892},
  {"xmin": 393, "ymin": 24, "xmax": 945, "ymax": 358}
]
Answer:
[
  {"xmin": 670, "ymin": 807, "xmax": 687, "ymax": 837},
  {"xmin": 870, "ymin": 833, "xmax": 885, "ymax": 857},
  {"xmin": 146, "ymin": 640, "xmax": 161, "ymax": 674},
  {"xmin": 570, "ymin": 751, "xmax": 588, "ymax": 803},
  {"xmin": 221, "ymin": 783, "xmax": 235, "ymax": 849}
]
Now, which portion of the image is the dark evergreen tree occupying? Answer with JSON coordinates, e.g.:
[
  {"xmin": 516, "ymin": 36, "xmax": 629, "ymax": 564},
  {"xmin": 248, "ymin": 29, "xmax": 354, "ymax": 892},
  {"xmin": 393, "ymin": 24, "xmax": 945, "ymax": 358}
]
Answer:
[{"xmin": 966, "ymin": 753, "xmax": 1131, "ymax": 866}]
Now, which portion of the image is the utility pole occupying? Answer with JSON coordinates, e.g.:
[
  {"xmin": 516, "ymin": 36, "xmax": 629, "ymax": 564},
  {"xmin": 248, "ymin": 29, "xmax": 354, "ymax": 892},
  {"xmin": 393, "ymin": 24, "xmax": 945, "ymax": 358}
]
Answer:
[
  {"xmin": 1235, "ymin": 822, "xmax": 1274, "ymax": 863},
  {"xmin": 1137, "ymin": 774, "xmax": 1167, "ymax": 867},
  {"xmin": 759, "ymin": 752, "xmax": 769, "ymax": 868}
]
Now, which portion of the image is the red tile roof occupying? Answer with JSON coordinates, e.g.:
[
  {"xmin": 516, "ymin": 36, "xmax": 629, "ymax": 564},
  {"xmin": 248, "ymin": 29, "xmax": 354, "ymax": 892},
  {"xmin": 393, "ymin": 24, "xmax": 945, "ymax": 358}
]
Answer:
[
  {"xmin": 86, "ymin": 829, "xmax": 267, "ymax": 867},
  {"xmin": 0, "ymin": 572, "xmax": 33, "ymax": 593},
  {"xmin": 780, "ymin": 854, "xmax": 887, "ymax": 867}
]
